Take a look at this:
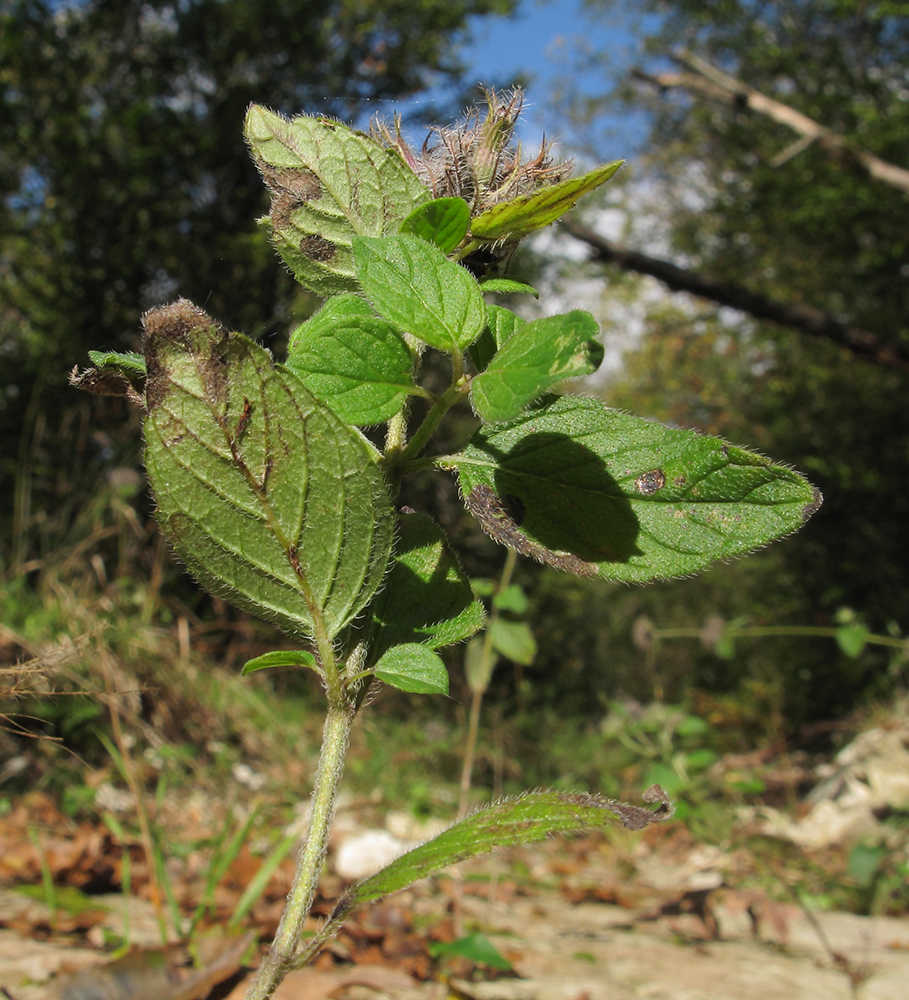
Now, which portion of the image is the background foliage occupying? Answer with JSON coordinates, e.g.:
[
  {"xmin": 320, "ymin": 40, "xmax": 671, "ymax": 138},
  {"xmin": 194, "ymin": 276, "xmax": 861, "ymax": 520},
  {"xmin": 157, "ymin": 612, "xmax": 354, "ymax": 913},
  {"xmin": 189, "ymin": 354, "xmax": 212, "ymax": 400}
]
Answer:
[
  {"xmin": 0, "ymin": 0, "xmax": 513, "ymax": 573},
  {"xmin": 524, "ymin": 0, "xmax": 909, "ymax": 722}
]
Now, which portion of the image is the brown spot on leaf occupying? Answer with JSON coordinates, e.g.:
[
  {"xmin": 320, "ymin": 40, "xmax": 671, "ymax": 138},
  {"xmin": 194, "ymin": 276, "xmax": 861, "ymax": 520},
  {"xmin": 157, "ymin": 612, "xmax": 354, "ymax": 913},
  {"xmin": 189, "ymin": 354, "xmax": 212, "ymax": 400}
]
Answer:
[
  {"xmin": 261, "ymin": 164, "xmax": 321, "ymax": 202},
  {"xmin": 143, "ymin": 299, "xmax": 228, "ymax": 411},
  {"xmin": 299, "ymin": 234, "xmax": 336, "ymax": 263},
  {"xmin": 634, "ymin": 469, "xmax": 666, "ymax": 496}
]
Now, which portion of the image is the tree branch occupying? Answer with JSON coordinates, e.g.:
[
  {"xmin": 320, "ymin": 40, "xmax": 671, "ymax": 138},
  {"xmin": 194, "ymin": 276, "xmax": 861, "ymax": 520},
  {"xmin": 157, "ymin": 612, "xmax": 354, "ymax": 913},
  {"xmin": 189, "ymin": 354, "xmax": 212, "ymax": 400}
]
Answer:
[
  {"xmin": 559, "ymin": 217, "xmax": 909, "ymax": 373},
  {"xmin": 630, "ymin": 50, "xmax": 909, "ymax": 195}
]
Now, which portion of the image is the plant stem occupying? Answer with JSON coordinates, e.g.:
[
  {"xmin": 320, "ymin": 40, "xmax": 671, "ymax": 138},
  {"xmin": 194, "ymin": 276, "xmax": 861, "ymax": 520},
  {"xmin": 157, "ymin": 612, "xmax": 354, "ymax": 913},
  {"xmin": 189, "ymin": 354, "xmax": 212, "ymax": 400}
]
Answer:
[
  {"xmin": 458, "ymin": 547, "xmax": 517, "ymax": 818},
  {"xmin": 244, "ymin": 696, "xmax": 355, "ymax": 1000}
]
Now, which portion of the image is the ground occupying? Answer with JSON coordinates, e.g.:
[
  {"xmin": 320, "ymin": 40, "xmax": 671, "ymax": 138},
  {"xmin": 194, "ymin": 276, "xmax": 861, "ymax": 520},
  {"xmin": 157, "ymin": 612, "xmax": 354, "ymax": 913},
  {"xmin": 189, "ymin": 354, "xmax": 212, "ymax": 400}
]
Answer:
[{"xmin": 3, "ymin": 823, "xmax": 909, "ymax": 1000}]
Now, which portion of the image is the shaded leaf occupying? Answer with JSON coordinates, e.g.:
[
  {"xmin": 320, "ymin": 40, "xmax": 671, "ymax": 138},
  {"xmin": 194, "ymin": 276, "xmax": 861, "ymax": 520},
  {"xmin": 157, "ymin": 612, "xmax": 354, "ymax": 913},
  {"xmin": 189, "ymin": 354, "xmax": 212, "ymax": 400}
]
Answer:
[
  {"xmin": 400, "ymin": 196, "xmax": 470, "ymax": 252},
  {"xmin": 143, "ymin": 300, "xmax": 393, "ymax": 641},
  {"xmin": 492, "ymin": 583, "xmax": 528, "ymax": 614},
  {"xmin": 470, "ymin": 310, "xmax": 603, "ymax": 422},
  {"xmin": 464, "ymin": 635, "xmax": 497, "ymax": 695},
  {"xmin": 468, "ymin": 304, "xmax": 526, "ymax": 373},
  {"xmin": 367, "ymin": 512, "xmax": 485, "ymax": 659},
  {"xmin": 452, "ymin": 394, "xmax": 822, "ymax": 583},
  {"xmin": 470, "ymin": 160, "xmax": 624, "ymax": 241},
  {"xmin": 240, "ymin": 650, "xmax": 317, "ymax": 675},
  {"xmin": 836, "ymin": 623, "xmax": 869, "ymax": 658},
  {"xmin": 245, "ymin": 105, "xmax": 430, "ymax": 295},
  {"xmin": 285, "ymin": 295, "xmax": 416, "ymax": 425},
  {"xmin": 489, "ymin": 618, "xmax": 536, "ymax": 665},
  {"xmin": 374, "ymin": 643, "xmax": 449, "ymax": 695},
  {"xmin": 353, "ymin": 235, "xmax": 486, "ymax": 351}
]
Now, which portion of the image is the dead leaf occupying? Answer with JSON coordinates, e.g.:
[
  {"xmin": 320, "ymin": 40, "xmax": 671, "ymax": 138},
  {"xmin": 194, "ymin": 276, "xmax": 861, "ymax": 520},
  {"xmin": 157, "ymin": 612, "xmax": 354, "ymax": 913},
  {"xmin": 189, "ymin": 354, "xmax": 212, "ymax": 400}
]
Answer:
[
  {"xmin": 52, "ymin": 932, "xmax": 254, "ymax": 1000},
  {"xmin": 226, "ymin": 964, "xmax": 418, "ymax": 1000}
]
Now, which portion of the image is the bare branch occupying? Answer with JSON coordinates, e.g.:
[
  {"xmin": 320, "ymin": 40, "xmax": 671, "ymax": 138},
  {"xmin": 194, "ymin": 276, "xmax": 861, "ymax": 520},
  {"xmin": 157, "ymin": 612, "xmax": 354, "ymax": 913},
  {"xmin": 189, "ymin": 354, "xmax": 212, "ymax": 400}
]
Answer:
[
  {"xmin": 631, "ymin": 51, "xmax": 909, "ymax": 195},
  {"xmin": 559, "ymin": 217, "xmax": 909, "ymax": 373}
]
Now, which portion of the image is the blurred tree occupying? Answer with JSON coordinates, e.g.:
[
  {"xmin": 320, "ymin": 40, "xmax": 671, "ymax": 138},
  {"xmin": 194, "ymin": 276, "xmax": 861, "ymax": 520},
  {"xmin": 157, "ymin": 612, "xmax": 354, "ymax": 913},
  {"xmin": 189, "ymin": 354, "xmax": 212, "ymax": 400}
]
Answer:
[
  {"xmin": 0, "ymin": 0, "xmax": 514, "ymax": 569},
  {"xmin": 530, "ymin": 0, "xmax": 909, "ymax": 720}
]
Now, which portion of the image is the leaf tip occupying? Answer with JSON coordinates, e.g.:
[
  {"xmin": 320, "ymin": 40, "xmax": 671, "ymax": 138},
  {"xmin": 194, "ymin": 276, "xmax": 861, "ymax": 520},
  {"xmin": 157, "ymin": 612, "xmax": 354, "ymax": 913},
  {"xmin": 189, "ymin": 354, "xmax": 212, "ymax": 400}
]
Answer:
[{"xmin": 802, "ymin": 485, "xmax": 823, "ymax": 523}]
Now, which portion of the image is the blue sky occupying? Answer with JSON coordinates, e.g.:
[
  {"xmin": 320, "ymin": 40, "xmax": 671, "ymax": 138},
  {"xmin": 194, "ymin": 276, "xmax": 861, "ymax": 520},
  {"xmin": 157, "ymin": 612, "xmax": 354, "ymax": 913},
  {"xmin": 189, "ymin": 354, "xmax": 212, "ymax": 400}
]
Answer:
[{"xmin": 424, "ymin": 0, "xmax": 656, "ymax": 158}]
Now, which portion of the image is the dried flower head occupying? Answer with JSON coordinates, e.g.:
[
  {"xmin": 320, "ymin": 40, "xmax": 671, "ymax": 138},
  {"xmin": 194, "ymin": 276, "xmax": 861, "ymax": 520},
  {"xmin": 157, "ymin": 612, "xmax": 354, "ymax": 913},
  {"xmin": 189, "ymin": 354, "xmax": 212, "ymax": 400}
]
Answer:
[{"xmin": 372, "ymin": 88, "xmax": 572, "ymax": 270}]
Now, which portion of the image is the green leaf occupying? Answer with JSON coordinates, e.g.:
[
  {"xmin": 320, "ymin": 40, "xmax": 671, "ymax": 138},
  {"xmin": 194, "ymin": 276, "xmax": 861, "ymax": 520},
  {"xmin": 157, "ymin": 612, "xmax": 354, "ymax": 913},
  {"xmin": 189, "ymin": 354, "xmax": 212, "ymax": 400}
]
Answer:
[
  {"xmin": 490, "ymin": 618, "xmax": 537, "ymax": 665},
  {"xmin": 847, "ymin": 843, "xmax": 887, "ymax": 888},
  {"xmin": 479, "ymin": 278, "xmax": 540, "ymax": 298},
  {"xmin": 245, "ymin": 105, "xmax": 430, "ymax": 295},
  {"xmin": 367, "ymin": 512, "xmax": 485, "ymax": 659},
  {"xmin": 374, "ymin": 643, "xmax": 449, "ymax": 695},
  {"xmin": 470, "ymin": 161, "xmax": 624, "ymax": 241},
  {"xmin": 143, "ymin": 299, "xmax": 393, "ymax": 641},
  {"xmin": 430, "ymin": 933, "xmax": 513, "ymax": 971},
  {"xmin": 470, "ymin": 310, "xmax": 603, "ymax": 422},
  {"xmin": 353, "ymin": 235, "xmax": 487, "ymax": 352},
  {"xmin": 285, "ymin": 295, "xmax": 416, "ymax": 426},
  {"xmin": 87, "ymin": 350, "xmax": 147, "ymax": 378},
  {"xmin": 492, "ymin": 583, "xmax": 529, "ymax": 614},
  {"xmin": 836, "ymin": 623, "xmax": 869, "ymax": 658},
  {"xmin": 326, "ymin": 788, "xmax": 672, "ymax": 922},
  {"xmin": 70, "ymin": 350, "xmax": 147, "ymax": 404},
  {"xmin": 468, "ymin": 304, "xmax": 526, "ymax": 373},
  {"xmin": 240, "ymin": 650, "xmax": 317, "ymax": 675},
  {"xmin": 464, "ymin": 635, "xmax": 497, "ymax": 695},
  {"xmin": 452, "ymin": 395, "xmax": 822, "ymax": 583},
  {"xmin": 399, "ymin": 197, "xmax": 470, "ymax": 253}
]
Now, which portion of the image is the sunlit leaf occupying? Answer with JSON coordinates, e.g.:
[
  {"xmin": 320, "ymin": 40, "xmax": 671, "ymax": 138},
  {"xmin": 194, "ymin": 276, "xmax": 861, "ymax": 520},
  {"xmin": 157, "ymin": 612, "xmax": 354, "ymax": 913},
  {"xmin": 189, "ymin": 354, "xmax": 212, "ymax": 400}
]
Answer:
[
  {"xmin": 245, "ymin": 105, "xmax": 430, "ymax": 295},
  {"xmin": 400, "ymin": 197, "xmax": 470, "ymax": 252},
  {"xmin": 430, "ymin": 933, "xmax": 513, "ymax": 970},
  {"xmin": 374, "ymin": 643, "xmax": 449, "ymax": 695},
  {"xmin": 451, "ymin": 394, "xmax": 822, "ymax": 582},
  {"xmin": 143, "ymin": 300, "xmax": 393, "ymax": 641},
  {"xmin": 320, "ymin": 787, "xmax": 672, "ymax": 939},
  {"xmin": 285, "ymin": 295, "xmax": 416, "ymax": 426},
  {"xmin": 479, "ymin": 278, "xmax": 539, "ymax": 298},
  {"xmin": 470, "ymin": 161, "xmax": 623, "ymax": 241},
  {"xmin": 470, "ymin": 310, "xmax": 603, "ymax": 422},
  {"xmin": 353, "ymin": 235, "xmax": 486, "ymax": 352}
]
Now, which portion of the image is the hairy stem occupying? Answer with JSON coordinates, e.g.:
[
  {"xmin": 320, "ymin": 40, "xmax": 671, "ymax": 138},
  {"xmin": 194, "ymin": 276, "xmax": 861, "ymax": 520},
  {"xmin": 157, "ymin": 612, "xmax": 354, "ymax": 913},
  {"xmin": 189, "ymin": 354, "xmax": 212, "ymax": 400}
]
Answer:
[{"xmin": 244, "ymin": 693, "xmax": 355, "ymax": 999}]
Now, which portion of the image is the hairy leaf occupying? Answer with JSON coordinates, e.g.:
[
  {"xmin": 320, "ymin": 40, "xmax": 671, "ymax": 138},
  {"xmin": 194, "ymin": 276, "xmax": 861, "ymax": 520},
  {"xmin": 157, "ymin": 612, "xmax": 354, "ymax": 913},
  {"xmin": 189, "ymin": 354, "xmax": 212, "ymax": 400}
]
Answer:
[
  {"xmin": 478, "ymin": 278, "xmax": 539, "ymax": 298},
  {"xmin": 353, "ymin": 235, "xmax": 486, "ymax": 351},
  {"xmin": 321, "ymin": 787, "xmax": 672, "ymax": 936},
  {"xmin": 245, "ymin": 106, "xmax": 430, "ymax": 295},
  {"xmin": 400, "ymin": 197, "xmax": 470, "ymax": 252},
  {"xmin": 285, "ymin": 295, "xmax": 416, "ymax": 426},
  {"xmin": 468, "ymin": 304, "xmax": 527, "ymax": 373},
  {"xmin": 241, "ymin": 650, "xmax": 317, "ymax": 675},
  {"xmin": 452, "ymin": 395, "xmax": 821, "ymax": 582},
  {"xmin": 367, "ymin": 512, "xmax": 485, "ymax": 660},
  {"xmin": 374, "ymin": 643, "xmax": 449, "ymax": 695},
  {"xmin": 470, "ymin": 310, "xmax": 603, "ymax": 422},
  {"xmin": 70, "ymin": 350, "xmax": 147, "ymax": 404},
  {"xmin": 143, "ymin": 300, "xmax": 393, "ymax": 641},
  {"xmin": 470, "ymin": 161, "xmax": 624, "ymax": 241}
]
